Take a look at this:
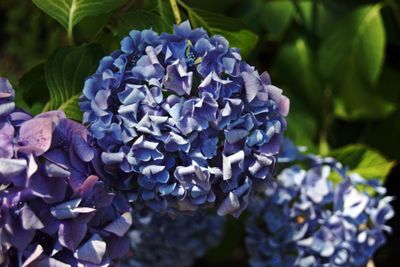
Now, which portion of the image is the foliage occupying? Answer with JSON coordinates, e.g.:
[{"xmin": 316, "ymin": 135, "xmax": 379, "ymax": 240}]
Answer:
[{"xmin": 44, "ymin": 44, "xmax": 103, "ymax": 120}]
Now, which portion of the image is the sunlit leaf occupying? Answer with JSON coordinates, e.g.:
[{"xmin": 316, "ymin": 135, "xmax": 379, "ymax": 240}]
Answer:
[
  {"xmin": 334, "ymin": 90, "xmax": 397, "ymax": 120},
  {"xmin": 330, "ymin": 144, "xmax": 395, "ymax": 181},
  {"xmin": 262, "ymin": 0, "xmax": 294, "ymax": 39},
  {"xmin": 286, "ymin": 109, "xmax": 318, "ymax": 151},
  {"xmin": 319, "ymin": 5, "xmax": 385, "ymax": 85},
  {"xmin": 333, "ymin": 66, "xmax": 398, "ymax": 121},
  {"xmin": 273, "ymin": 37, "xmax": 322, "ymax": 111},
  {"xmin": 157, "ymin": 0, "xmax": 175, "ymax": 27},
  {"xmin": 32, "ymin": 0, "xmax": 127, "ymax": 33},
  {"xmin": 319, "ymin": 5, "xmax": 386, "ymax": 120}
]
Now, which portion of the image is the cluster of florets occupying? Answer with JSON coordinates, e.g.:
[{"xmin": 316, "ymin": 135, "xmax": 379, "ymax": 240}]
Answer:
[
  {"xmin": 0, "ymin": 79, "xmax": 131, "ymax": 266},
  {"xmin": 245, "ymin": 150, "xmax": 394, "ymax": 267},
  {"xmin": 79, "ymin": 21, "xmax": 290, "ymax": 216},
  {"xmin": 124, "ymin": 211, "xmax": 225, "ymax": 267}
]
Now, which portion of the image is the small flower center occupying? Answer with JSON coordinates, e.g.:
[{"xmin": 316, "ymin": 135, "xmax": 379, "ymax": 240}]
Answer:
[{"xmin": 296, "ymin": 215, "xmax": 306, "ymax": 224}]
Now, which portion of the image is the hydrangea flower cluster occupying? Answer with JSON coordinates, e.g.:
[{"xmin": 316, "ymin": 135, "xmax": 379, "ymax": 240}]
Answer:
[
  {"xmin": 0, "ymin": 78, "xmax": 132, "ymax": 266},
  {"xmin": 245, "ymin": 150, "xmax": 394, "ymax": 267},
  {"xmin": 80, "ymin": 21, "xmax": 290, "ymax": 216},
  {"xmin": 124, "ymin": 211, "xmax": 225, "ymax": 267}
]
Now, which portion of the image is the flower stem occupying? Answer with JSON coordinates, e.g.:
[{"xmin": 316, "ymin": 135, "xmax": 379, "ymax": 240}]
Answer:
[
  {"xmin": 169, "ymin": 0, "xmax": 182, "ymax": 24},
  {"xmin": 67, "ymin": 24, "xmax": 75, "ymax": 45},
  {"xmin": 319, "ymin": 87, "xmax": 332, "ymax": 156}
]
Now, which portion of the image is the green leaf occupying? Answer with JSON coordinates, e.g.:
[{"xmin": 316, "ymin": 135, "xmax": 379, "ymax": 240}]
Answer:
[
  {"xmin": 273, "ymin": 37, "xmax": 322, "ymax": 111},
  {"xmin": 297, "ymin": 1, "xmax": 339, "ymax": 38},
  {"xmin": 74, "ymin": 13, "xmax": 112, "ymax": 42},
  {"xmin": 157, "ymin": 0, "xmax": 175, "ymax": 27},
  {"xmin": 330, "ymin": 144, "xmax": 395, "ymax": 181},
  {"xmin": 285, "ymin": 109, "xmax": 318, "ymax": 152},
  {"xmin": 319, "ymin": 5, "xmax": 385, "ymax": 86},
  {"xmin": 32, "ymin": 0, "xmax": 127, "ymax": 35},
  {"xmin": 319, "ymin": 5, "xmax": 387, "ymax": 121},
  {"xmin": 270, "ymin": 37, "xmax": 321, "ymax": 151},
  {"xmin": 45, "ymin": 44, "xmax": 103, "ymax": 121},
  {"xmin": 262, "ymin": 0, "xmax": 294, "ymax": 39},
  {"xmin": 16, "ymin": 63, "xmax": 48, "ymax": 115},
  {"xmin": 118, "ymin": 10, "xmax": 168, "ymax": 38},
  {"xmin": 333, "ymin": 66, "xmax": 399, "ymax": 121},
  {"xmin": 334, "ymin": 91, "xmax": 397, "ymax": 121},
  {"xmin": 14, "ymin": 94, "xmax": 44, "ymax": 116},
  {"xmin": 212, "ymin": 29, "xmax": 259, "ymax": 57},
  {"xmin": 17, "ymin": 63, "xmax": 48, "ymax": 104},
  {"xmin": 177, "ymin": 1, "xmax": 258, "ymax": 57}
]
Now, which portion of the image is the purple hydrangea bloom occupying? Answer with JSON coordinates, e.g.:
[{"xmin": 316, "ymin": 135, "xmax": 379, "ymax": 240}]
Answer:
[
  {"xmin": 124, "ymin": 211, "xmax": 225, "ymax": 267},
  {"xmin": 245, "ymin": 151, "xmax": 394, "ymax": 267},
  {"xmin": 80, "ymin": 21, "xmax": 290, "ymax": 216},
  {"xmin": 0, "ymin": 78, "xmax": 15, "ymax": 119},
  {"xmin": 0, "ymin": 79, "xmax": 132, "ymax": 266}
]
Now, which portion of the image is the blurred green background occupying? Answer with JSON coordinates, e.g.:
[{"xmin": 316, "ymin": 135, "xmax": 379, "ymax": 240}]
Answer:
[{"xmin": 0, "ymin": 0, "xmax": 399, "ymax": 266}]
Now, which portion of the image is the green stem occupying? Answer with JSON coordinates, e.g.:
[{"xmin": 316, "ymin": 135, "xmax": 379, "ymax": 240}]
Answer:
[
  {"xmin": 319, "ymin": 132, "xmax": 329, "ymax": 156},
  {"xmin": 67, "ymin": 0, "xmax": 76, "ymax": 45},
  {"xmin": 319, "ymin": 88, "xmax": 332, "ymax": 156},
  {"xmin": 67, "ymin": 24, "xmax": 75, "ymax": 45},
  {"xmin": 169, "ymin": 0, "xmax": 182, "ymax": 24}
]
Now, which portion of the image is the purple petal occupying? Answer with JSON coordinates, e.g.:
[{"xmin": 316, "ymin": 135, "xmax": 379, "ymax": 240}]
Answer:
[
  {"xmin": 279, "ymin": 95, "xmax": 290, "ymax": 116},
  {"xmin": 0, "ymin": 123, "xmax": 14, "ymax": 158},
  {"xmin": 18, "ymin": 117, "xmax": 54, "ymax": 156},
  {"xmin": 59, "ymin": 221, "xmax": 88, "ymax": 251},
  {"xmin": 241, "ymin": 71, "xmax": 261, "ymax": 103},
  {"xmin": 74, "ymin": 234, "xmax": 106, "ymax": 264},
  {"xmin": 21, "ymin": 204, "xmax": 44, "ymax": 230},
  {"xmin": 104, "ymin": 212, "xmax": 132, "ymax": 237},
  {"xmin": 101, "ymin": 152, "xmax": 124, "ymax": 165},
  {"xmin": 9, "ymin": 218, "xmax": 35, "ymax": 250},
  {"xmin": 104, "ymin": 235, "xmax": 130, "ymax": 259},
  {"xmin": 44, "ymin": 161, "xmax": 70, "ymax": 178},
  {"xmin": 72, "ymin": 134, "xmax": 94, "ymax": 162},
  {"xmin": 0, "ymin": 158, "xmax": 26, "ymax": 179},
  {"xmin": 21, "ymin": 244, "xmax": 44, "ymax": 267},
  {"xmin": 29, "ymin": 172, "xmax": 67, "ymax": 204},
  {"xmin": 217, "ymin": 192, "xmax": 240, "ymax": 216},
  {"xmin": 50, "ymin": 199, "xmax": 94, "ymax": 220},
  {"xmin": 0, "ymin": 77, "xmax": 14, "ymax": 98}
]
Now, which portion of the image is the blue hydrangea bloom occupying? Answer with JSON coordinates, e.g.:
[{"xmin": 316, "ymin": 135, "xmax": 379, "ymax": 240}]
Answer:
[
  {"xmin": 0, "ymin": 78, "xmax": 132, "ymax": 266},
  {"xmin": 245, "ymin": 150, "xmax": 394, "ymax": 267},
  {"xmin": 124, "ymin": 211, "xmax": 225, "ymax": 267},
  {"xmin": 80, "ymin": 21, "xmax": 290, "ymax": 216}
]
